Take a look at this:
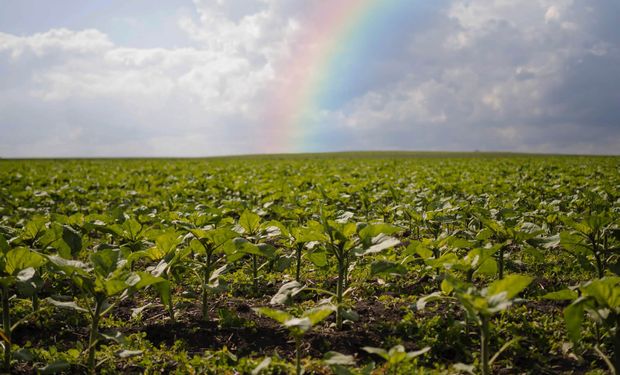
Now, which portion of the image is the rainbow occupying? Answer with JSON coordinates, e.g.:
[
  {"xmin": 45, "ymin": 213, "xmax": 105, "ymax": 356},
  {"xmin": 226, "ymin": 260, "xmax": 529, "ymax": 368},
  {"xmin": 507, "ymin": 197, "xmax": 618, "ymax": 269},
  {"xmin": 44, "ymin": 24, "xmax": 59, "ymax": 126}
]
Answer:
[{"xmin": 262, "ymin": 0, "xmax": 406, "ymax": 153}]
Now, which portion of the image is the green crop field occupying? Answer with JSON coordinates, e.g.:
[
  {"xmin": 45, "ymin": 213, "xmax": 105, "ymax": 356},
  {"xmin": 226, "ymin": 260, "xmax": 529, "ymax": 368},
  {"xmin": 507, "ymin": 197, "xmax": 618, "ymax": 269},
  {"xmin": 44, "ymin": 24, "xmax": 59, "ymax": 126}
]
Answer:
[{"xmin": 0, "ymin": 153, "xmax": 619, "ymax": 374}]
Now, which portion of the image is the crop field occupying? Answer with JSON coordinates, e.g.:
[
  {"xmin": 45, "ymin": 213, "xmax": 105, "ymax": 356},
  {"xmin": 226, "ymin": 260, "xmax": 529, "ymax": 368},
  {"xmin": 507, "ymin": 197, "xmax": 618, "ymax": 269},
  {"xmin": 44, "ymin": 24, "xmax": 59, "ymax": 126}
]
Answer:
[{"xmin": 0, "ymin": 152, "xmax": 618, "ymax": 374}]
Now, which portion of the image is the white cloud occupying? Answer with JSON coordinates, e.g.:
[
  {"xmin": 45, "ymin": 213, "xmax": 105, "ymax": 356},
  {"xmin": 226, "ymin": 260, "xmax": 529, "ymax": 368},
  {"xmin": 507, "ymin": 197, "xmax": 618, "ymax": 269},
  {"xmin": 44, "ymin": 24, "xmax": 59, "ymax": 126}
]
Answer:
[{"xmin": 0, "ymin": 0, "xmax": 618, "ymax": 156}]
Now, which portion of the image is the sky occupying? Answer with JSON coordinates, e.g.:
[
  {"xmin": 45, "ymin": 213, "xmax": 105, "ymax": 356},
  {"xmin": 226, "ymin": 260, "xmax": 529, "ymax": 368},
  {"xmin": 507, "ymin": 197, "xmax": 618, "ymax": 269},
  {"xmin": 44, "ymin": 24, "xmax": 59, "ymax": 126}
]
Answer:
[{"xmin": 0, "ymin": 0, "xmax": 619, "ymax": 157}]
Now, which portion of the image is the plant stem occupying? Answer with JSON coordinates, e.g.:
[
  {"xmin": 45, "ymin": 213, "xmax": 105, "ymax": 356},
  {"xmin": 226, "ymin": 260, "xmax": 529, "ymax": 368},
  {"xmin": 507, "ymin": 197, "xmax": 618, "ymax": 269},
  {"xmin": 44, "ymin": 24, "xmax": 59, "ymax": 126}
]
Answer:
[
  {"xmin": 614, "ymin": 315, "xmax": 620, "ymax": 374},
  {"xmin": 480, "ymin": 315, "xmax": 491, "ymax": 375},
  {"xmin": 252, "ymin": 254, "xmax": 258, "ymax": 294},
  {"xmin": 295, "ymin": 336, "xmax": 302, "ymax": 375},
  {"xmin": 295, "ymin": 244, "xmax": 302, "ymax": 283},
  {"xmin": 87, "ymin": 298, "xmax": 103, "ymax": 374},
  {"xmin": 498, "ymin": 246, "xmax": 505, "ymax": 280},
  {"xmin": 2, "ymin": 285, "xmax": 11, "ymax": 371},
  {"xmin": 32, "ymin": 293, "xmax": 39, "ymax": 313},
  {"xmin": 336, "ymin": 260, "xmax": 345, "ymax": 330},
  {"xmin": 202, "ymin": 253, "xmax": 212, "ymax": 320}
]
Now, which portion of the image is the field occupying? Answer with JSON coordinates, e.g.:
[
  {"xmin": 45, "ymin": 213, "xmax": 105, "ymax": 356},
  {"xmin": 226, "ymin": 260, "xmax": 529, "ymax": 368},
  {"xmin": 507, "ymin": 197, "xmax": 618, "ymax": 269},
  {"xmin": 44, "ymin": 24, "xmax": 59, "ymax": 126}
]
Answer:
[{"xmin": 0, "ymin": 152, "xmax": 618, "ymax": 374}]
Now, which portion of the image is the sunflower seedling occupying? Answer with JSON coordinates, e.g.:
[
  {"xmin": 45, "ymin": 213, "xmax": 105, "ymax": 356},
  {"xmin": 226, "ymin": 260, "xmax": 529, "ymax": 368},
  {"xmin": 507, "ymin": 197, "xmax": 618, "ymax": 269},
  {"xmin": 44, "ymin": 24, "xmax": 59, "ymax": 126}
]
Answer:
[
  {"xmin": 254, "ymin": 304, "xmax": 335, "ymax": 375},
  {"xmin": 362, "ymin": 345, "xmax": 430, "ymax": 374},
  {"xmin": 418, "ymin": 274, "xmax": 532, "ymax": 375},
  {"xmin": 544, "ymin": 277, "xmax": 620, "ymax": 373}
]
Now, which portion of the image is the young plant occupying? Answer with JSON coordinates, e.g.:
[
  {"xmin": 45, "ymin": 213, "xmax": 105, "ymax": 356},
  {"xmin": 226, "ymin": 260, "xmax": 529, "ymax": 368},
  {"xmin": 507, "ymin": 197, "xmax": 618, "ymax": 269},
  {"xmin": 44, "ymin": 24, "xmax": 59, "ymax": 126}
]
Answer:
[
  {"xmin": 476, "ymin": 216, "xmax": 544, "ymax": 279},
  {"xmin": 254, "ymin": 304, "xmax": 335, "ymax": 375},
  {"xmin": 418, "ymin": 274, "xmax": 532, "ymax": 375},
  {"xmin": 45, "ymin": 248, "xmax": 170, "ymax": 373},
  {"xmin": 268, "ymin": 220, "xmax": 326, "ymax": 282},
  {"xmin": 544, "ymin": 277, "xmax": 620, "ymax": 373},
  {"xmin": 188, "ymin": 227, "xmax": 237, "ymax": 320},
  {"xmin": 313, "ymin": 214, "xmax": 400, "ymax": 329},
  {"xmin": 232, "ymin": 211, "xmax": 277, "ymax": 294},
  {"xmin": 559, "ymin": 215, "xmax": 618, "ymax": 278},
  {"xmin": 362, "ymin": 345, "xmax": 430, "ymax": 375},
  {"xmin": 0, "ymin": 236, "xmax": 47, "ymax": 370},
  {"xmin": 127, "ymin": 231, "xmax": 188, "ymax": 321}
]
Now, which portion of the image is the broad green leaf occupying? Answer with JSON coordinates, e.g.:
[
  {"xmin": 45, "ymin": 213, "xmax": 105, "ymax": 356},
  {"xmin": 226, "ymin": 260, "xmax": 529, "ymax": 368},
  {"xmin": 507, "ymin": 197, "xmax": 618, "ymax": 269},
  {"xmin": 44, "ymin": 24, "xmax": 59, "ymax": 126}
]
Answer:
[
  {"xmin": 37, "ymin": 360, "xmax": 71, "ymax": 374},
  {"xmin": 45, "ymin": 255, "xmax": 90, "ymax": 276},
  {"xmin": 542, "ymin": 289, "xmax": 578, "ymax": 301},
  {"xmin": 116, "ymin": 350, "xmax": 143, "ymax": 358},
  {"xmin": 323, "ymin": 352, "xmax": 356, "ymax": 366},
  {"xmin": 293, "ymin": 227, "xmax": 327, "ymax": 243},
  {"xmin": 406, "ymin": 346, "xmax": 431, "ymax": 359},
  {"xmin": 0, "ymin": 234, "xmax": 9, "ymax": 253},
  {"xmin": 564, "ymin": 299, "xmax": 585, "ymax": 342},
  {"xmin": 370, "ymin": 260, "xmax": 406, "ymax": 276},
  {"xmin": 90, "ymin": 248, "xmax": 121, "ymax": 276},
  {"xmin": 362, "ymin": 346, "xmax": 388, "ymax": 360},
  {"xmin": 560, "ymin": 231, "xmax": 590, "ymax": 256},
  {"xmin": 5, "ymin": 247, "xmax": 46, "ymax": 274},
  {"xmin": 441, "ymin": 278, "xmax": 454, "ymax": 295},
  {"xmin": 358, "ymin": 234, "xmax": 400, "ymax": 255},
  {"xmin": 284, "ymin": 317, "xmax": 312, "ymax": 334},
  {"xmin": 270, "ymin": 280, "xmax": 305, "ymax": 305},
  {"xmin": 306, "ymin": 251, "xmax": 328, "ymax": 267},
  {"xmin": 416, "ymin": 291, "xmax": 443, "ymax": 310},
  {"xmin": 359, "ymin": 224, "xmax": 401, "ymax": 241},
  {"xmin": 103, "ymin": 278, "xmax": 129, "ymax": 296},
  {"xmin": 486, "ymin": 274, "xmax": 532, "ymax": 301},
  {"xmin": 155, "ymin": 232, "xmax": 181, "ymax": 254},
  {"xmin": 22, "ymin": 216, "xmax": 47, "ymax": 241},
  {"xmin": 239, "ymin": 211, "xmax": 261, "ymax": 234},
  {"xmin": 406, "ymin": 241, "xmax": 433, "ymax": 259},
  {"xmin": 46, "ymin": 298, "xmax": 87, "ymax": 312},
  {"xmin": 303, "ymin": 305, "xmax": 335, "ymax": 325},
  {"xmin": 251, "ymin": 357, "xmax": 272, "ymax": 375},
  {"xmin": 16, "ymin": 267, "xmax": 36, "ymax": 282},
  {"xmin": 253, "ymin": 307, "xmax": 293, "ymax": 325}
]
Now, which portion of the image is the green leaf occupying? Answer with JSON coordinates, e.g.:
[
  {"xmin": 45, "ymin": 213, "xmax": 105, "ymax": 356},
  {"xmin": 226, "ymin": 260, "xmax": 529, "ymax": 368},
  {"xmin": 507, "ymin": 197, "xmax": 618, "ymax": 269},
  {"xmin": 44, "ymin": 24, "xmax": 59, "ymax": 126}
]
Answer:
[
  {"xmin": 358, "ymin": 234, "xmax": 400, "ymax": 255},
  {"xmin": 22, "ymin": 216, "xmax": 47, "ymax": 241},
  {"xmin": 307, "ymin": 251, "xmax": 328, "ymax": 267},
  {"xmin": 45, "ymin": 255, "xmax": 90, "ymax": 276},
  {"xmin": 0, "ymin": 234, "xmax": 9, "ymax": 253},
  {"xmin": 370, "ymin": 260, "xmax": 406, "ymax": 276},
  {"xmin": 251, "ymin": 357, "xmax": 272, "ymax": 375},
  {"xmin": 270, "ymin": 281, "xmax": 305, "ymax": 305},
  {"xmin": 416, "ymin": 291, "xmax": 443, "ymax": 310},
  {"xmin": 5, "ymin": 247, "xmax": 46, "ymax": 274},
  {"xmin": 359, "ymin": 224, "xmax": 401, "ymax": 241},
  {"xmin": 253, "ymin": 307, "xmax": 293, "ymax": 325},
  {"xmin": 564, "ymin": 299, "xmax": 585, "ymax": 342},
  {"xmin": 90, "ymin": 248, "xmax": 121, "ymax": 277},
  {"xmin": 16, "ymin": 267, "xmax": 36, "ymax": 282},
  {"xmin": 155, "ymin": 232, "xmax": 181, "ymax": 254},
  {"xmin": 37, "ymin": 360, "xmax": 71, "ymax": 374},
  {"xmin": 60, "ymin": 225, "xmax": 82, "ymax": 257},
  {"xmin": 406, "ymin": 346, "xmax": 431, "ymax": 359},
  {"xmin": 323, "ymin": 351, "xmax": 356, "ymax": 366},
  {"xmin": 45, "ymin": 298, "xmax": 87, "ymax": 312},
  {"xmin": 441, "ymin": 279, "xmax": 454, "ymax": 295},
  {"xmin": 283, "ymin": 317, "xmax": 312, "ymax": 334},
  {"xmin": 116, "ymin": 350, "xmax": 143, "ymax": 358},
  {"xmin": 542, "ymin": 289, "xmax": 578, "ymax": 301},
  {"xmin": 362, "ymin": 346, "xmax": 388, "ymax": 360},
  {"xmin": 239, "ymin": 211, "xmax": 261, "ymax": 234},
  {"xmin": 302, "ymin": 305, "xmax": 335, "ymax": 325},
  {"xmin": 103, "ymin": 278, "xmax": 130, "ymax": 296},
  {"xmin": 560, "ymin": 231, "xmax": 591, "ymax": 256},
  {"xmin": 486, "ymin": 274, "xmax": 532, "ymax": 301},
  {"xmin": 293, "ymin": 227, "xmax": 327, "ymax": 243}
]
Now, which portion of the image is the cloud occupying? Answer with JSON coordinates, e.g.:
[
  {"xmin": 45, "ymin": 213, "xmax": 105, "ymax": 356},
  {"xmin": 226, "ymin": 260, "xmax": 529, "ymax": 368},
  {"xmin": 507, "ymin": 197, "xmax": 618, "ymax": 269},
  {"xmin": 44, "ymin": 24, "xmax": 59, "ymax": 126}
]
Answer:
[
  {"xmin": 0, "ymin": 0, "xmax": 618, "ymax": 156},
  {"xmin": 309, "ymin": 0, "xmax": 620, "ymax": 154}
]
